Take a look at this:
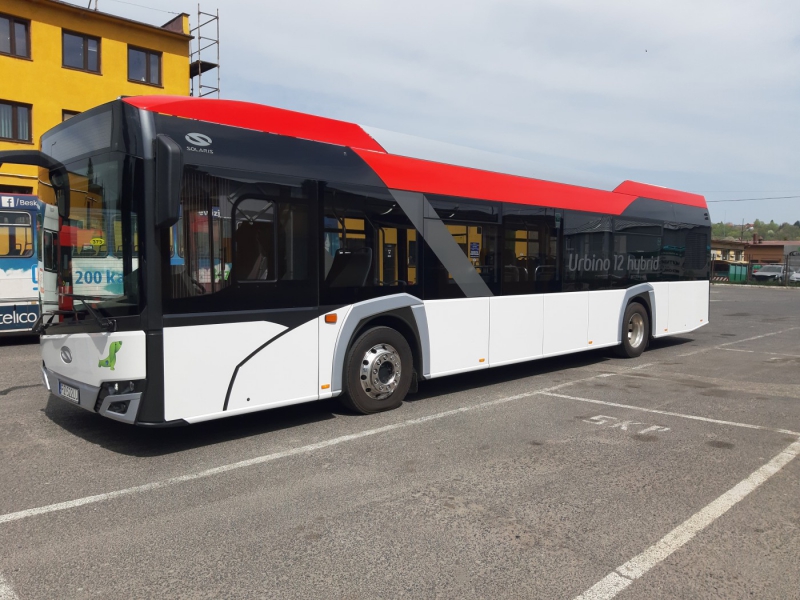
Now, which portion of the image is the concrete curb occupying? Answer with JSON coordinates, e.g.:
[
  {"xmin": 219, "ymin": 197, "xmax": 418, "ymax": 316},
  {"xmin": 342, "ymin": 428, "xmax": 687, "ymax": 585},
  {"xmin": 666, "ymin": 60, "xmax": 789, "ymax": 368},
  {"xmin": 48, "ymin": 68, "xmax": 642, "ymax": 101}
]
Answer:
[{"xmin": 711, "ymin": 282, "xmax": 800, "ymax": 290}]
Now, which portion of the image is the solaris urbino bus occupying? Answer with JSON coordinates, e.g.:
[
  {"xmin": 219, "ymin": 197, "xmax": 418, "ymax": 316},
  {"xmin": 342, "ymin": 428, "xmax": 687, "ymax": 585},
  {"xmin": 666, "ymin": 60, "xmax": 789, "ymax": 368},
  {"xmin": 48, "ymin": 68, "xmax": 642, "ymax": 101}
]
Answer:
[{"xmin": 0, "ymin": 96, "xmax": 710, "ymax": 425}]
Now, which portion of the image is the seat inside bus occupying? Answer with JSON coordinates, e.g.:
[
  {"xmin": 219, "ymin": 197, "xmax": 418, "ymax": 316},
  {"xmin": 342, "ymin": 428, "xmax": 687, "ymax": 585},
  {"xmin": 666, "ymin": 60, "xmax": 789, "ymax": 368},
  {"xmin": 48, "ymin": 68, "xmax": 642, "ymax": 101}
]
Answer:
[
  {"xmin": 325, "ymin": 247, "xmax": 373, "ymax": 287},
  {"xmin": 232, "ymin": 220, "xmax": 271, "ymax": 281}
]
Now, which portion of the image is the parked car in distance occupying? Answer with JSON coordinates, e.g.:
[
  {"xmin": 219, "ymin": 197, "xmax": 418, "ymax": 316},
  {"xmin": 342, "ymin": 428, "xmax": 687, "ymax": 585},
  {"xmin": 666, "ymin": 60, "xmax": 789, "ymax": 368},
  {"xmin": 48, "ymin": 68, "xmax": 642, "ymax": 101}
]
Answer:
[
  {"xmin": 752, "ymin": 264, "xmax": 786, "ymax": 281},
  {"xmin": 789, "ymin": 270, "xmax": 800, "ymax": 282}
]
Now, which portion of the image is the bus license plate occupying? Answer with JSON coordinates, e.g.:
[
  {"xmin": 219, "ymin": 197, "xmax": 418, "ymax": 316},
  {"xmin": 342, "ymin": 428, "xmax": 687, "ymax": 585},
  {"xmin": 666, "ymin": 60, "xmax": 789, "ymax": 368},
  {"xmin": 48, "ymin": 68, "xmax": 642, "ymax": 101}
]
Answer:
[{"xmin": 58, "ymin": 382, "xmax": 80, "ymax": 404}]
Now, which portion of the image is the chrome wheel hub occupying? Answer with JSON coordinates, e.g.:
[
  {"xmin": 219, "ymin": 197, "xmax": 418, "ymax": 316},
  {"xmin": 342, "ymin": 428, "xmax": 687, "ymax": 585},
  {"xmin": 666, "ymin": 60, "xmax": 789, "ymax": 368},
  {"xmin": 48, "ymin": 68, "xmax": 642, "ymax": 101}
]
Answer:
[
  {"xmin": 360, "ymin": 343, "xmax": 401, "ymax": 400},
  {"xmin": 627, "ymin": 313, "xmax": 645, "ymax": 348}
]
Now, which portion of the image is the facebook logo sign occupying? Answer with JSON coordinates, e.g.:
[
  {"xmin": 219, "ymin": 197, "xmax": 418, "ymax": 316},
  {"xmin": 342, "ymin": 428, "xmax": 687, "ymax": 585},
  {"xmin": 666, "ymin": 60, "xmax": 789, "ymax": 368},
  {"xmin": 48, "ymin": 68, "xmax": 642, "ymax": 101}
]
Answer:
[{"xmin": 0, "ymin": 197, "xmax": 15, "ymax": 208}]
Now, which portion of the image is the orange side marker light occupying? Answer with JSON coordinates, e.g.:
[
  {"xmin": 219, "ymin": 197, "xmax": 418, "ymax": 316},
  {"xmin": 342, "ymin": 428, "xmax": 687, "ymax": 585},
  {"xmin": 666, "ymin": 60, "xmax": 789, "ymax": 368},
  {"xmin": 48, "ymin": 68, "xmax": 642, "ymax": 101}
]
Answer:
[
  {"xmin": 325, "ymin": 314, "xmax": 337, "ymax": 324},
  {"xmin": 321, "ymin": 384, "xmax": 330, "ymax": 390}
]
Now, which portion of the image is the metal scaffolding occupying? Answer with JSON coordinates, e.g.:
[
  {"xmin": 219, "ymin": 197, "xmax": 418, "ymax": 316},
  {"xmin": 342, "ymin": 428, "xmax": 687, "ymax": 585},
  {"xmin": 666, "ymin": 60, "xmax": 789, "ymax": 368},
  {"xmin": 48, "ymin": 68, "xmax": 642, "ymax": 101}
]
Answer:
[{"xmin": 190, "ymin": 5, "xmax": 220, "ymax": 98}]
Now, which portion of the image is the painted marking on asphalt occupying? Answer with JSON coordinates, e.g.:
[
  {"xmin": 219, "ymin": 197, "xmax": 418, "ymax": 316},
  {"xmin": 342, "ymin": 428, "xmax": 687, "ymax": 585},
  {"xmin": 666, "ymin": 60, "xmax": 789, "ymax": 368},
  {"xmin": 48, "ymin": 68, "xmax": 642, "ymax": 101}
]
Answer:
[
  {"xmin": 0, "ymin": 358, "xmax": 787, "ymax": 527},
  {"xmin": 574, "ymin": 439, "xmax": 800, "ymax": 600},
  {"xmin": 0, "ymin": 574, "xmax": 19, "ymax": 600},
  {"xmin": 575, "ymin": 572, "xmax": 632, "ymax": 600},
  {"xmin": 637, "ymin": 425, "xmax": 670, "ymax": 435},
  {"xmin": 721, "ymin": 347, "xmax": 800, "ymax": 359},
  {"xmin": 678, "ymin": 327, "xmax": 800, "ymax": 357},
  {"xmin": 542, "ymin": 392, "xmax": 800, "ymax": 437},
  {"xmin": 629, "ymin": 362, "xmax": 654, "ymax": 371},
  {"xmin": 0, "ymin": 373, "xmax": 608, "ymax": 526},
  {"xmin": 583, "ymin": 415, "xmax": 670, "ymax": 435}
]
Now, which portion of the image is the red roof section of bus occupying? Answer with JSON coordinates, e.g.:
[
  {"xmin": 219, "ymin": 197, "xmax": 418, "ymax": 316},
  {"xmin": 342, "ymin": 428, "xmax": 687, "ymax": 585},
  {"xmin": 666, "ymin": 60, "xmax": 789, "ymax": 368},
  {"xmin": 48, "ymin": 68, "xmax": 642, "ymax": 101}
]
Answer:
[
  {"xmin": 123, "ymin": 96, "xmax": 386, "ymax": 153},
  {"xmin": 353, "ymin": 149, "xmax": 642, "ymax": 214},
  {"xmin": 613, "ymin": 181, "xmax": 706, "ymax": 208},
  {"xmin": 124, "ymin": 96, "xmax": 706, "ymax": 212}
]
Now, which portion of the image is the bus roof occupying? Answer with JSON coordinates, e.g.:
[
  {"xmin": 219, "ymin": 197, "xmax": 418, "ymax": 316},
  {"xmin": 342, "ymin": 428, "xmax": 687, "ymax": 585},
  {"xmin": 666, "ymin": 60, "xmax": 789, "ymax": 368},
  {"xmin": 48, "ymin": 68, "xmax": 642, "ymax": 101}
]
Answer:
[{"xmin": 123, "ymin": 96, "xmax": 707, "ymax": 213}]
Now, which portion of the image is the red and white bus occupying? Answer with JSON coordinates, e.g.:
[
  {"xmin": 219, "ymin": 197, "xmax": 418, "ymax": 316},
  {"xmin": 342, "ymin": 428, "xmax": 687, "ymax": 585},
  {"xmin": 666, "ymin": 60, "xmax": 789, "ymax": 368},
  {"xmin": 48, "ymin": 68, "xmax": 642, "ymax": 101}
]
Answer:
[{"xmin": 0, "ymin": 96, "xmax": 710, "ymax": 425}]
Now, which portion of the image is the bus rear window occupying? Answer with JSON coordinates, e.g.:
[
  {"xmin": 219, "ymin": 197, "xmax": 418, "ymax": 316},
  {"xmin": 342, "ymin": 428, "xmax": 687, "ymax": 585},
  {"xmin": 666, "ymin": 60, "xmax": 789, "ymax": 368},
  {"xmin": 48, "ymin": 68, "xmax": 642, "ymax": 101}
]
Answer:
[{"xmin": 0, "ymin": 211, "xmax": 33, "ymax": 257}]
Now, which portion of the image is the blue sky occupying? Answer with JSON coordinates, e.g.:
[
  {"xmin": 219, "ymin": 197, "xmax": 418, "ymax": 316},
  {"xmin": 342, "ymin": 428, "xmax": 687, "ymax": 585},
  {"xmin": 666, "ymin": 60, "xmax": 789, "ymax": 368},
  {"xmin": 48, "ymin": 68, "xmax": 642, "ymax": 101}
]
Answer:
[{"xmin": 89, "ymin": 0, "xmax": 799, "ymax": 224}]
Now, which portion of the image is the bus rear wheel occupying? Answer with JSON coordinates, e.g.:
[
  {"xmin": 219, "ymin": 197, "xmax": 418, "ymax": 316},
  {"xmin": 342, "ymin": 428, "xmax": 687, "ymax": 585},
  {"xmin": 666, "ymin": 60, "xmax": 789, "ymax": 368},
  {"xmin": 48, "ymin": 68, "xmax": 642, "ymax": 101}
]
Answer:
[
  {"xmin": 342, "ymin": 326, "xmax": 412, "ymax": 414},
  {"xmin": 615, "ymin": 302, "xmax": 649, "ymax": 358}
]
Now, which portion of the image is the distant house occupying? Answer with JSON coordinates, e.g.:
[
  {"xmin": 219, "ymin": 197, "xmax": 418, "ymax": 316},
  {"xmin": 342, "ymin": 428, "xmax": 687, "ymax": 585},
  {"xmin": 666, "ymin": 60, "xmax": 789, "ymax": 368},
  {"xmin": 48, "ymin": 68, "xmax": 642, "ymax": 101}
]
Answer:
[
  {"xmin": 744, "ymin": 238, "xmax": 800, "ymax": 266},
  {"xmin": 711, "ymin": 238, "xmax": 746, "ymax": 263}
]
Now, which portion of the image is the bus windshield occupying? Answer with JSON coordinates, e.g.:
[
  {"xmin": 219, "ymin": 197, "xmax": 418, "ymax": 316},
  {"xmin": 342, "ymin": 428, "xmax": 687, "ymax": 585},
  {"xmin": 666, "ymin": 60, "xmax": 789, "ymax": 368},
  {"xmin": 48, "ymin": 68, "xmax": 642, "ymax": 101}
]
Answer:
[{"xmin": 41, "ymin": 152, "xmax": 142, "ymax": 317}]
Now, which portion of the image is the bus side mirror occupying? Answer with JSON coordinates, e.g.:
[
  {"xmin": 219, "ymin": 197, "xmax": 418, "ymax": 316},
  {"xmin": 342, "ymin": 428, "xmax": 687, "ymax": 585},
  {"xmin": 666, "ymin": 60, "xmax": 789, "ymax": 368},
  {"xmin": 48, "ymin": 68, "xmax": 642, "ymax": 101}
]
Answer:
[
  {"xmin": 155, "ymin": 134, "xmax": 183, "ymax": 228},
  {"xmin": 0, "ymin": 150, "xmax": 70, "ymax": 219},
  {"xmin": 53, "ymin": 170, "xmax": 70, "ymax": 219}
]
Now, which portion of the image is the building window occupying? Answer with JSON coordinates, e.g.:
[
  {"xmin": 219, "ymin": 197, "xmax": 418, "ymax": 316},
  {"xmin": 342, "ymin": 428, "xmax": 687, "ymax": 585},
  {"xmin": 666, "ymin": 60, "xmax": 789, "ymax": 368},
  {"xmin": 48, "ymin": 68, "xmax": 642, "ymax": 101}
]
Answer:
[
  {"xmin": 62, "ymin": 30, "xmax": 100, "ymax": 73},
  {"xmin": 0, "ymin": 14, "xmax": 29, "ymax": 58},
  {"xmin": 0, "ymin": 100, "xmax": 31, "ymax": 142},
  {"xmin": 0, "ymin": 185, "xmax": 33, "ymax": 195},
  {"xmin": 128, "ymin": 46, "xmax": 161, "ymax": 86},
  {"xmin": 62, "ymin": 110, "xmax": 80, "ymax": 121}
]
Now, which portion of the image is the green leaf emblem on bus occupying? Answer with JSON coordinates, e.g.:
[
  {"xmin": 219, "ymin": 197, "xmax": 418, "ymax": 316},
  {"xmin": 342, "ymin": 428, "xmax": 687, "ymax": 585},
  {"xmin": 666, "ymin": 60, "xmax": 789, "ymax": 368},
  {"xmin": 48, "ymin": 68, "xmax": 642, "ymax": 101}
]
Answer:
[{"xmin": 99, "ymin": 341, "xmax": 123, "ymax": 370}]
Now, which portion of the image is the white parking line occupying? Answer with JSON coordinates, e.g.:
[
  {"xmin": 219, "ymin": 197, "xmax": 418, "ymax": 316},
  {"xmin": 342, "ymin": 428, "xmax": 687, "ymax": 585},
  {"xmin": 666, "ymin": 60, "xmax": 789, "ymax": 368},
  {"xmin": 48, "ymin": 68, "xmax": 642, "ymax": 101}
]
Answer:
[
  {"xmin": 0, "ymin": 374, "xmax": 604, "ymax": 526},
  {"xmin": 678, "ymin": 327, "xmax": 800, "ymax": 357},
  {"xmin": 721, "ymin": 347, "xmax": 800, "ymax": 359},
  {"xmin": 0, "ymin": 574, "xmax": 19, "ymax": 600},
  {"xmin": 0, "ymin": 360, "xmax": 793, "ymax": 528},
  {"xmin": 540, "ymin": 391, "xmax": 800, "ymax": 437},
  {"xmin": 574, "ymin": 439, "xmax": 800, "ymax": 600}
]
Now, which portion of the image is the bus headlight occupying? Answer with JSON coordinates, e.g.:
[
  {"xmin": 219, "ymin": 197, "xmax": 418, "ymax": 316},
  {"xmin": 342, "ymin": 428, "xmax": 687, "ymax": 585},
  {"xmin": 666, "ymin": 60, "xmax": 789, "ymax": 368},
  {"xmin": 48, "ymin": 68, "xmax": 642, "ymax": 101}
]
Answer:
[{"xmin": 95, "ymin": 380, "xmax": 145, "ymax": 413}]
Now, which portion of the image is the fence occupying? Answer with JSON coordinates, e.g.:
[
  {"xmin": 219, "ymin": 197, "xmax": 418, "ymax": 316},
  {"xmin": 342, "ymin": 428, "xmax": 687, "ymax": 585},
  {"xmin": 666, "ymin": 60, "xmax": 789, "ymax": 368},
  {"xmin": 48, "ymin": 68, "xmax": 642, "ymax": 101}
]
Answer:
[{"xmin": 711, "ymin": 254, "xmax": 800, "ymax": 287}]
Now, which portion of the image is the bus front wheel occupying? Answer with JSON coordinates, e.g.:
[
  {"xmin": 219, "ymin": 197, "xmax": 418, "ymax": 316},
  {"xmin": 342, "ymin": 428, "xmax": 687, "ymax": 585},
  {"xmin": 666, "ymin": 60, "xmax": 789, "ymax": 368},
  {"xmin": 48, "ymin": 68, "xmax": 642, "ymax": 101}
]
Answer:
[
  {"xmin": 614, "ymin": 302, "xmax": 649, "ymax": 358},
  {"xmin": 342, "ymin": 326, "xmax": 413, "ymax": 414}
]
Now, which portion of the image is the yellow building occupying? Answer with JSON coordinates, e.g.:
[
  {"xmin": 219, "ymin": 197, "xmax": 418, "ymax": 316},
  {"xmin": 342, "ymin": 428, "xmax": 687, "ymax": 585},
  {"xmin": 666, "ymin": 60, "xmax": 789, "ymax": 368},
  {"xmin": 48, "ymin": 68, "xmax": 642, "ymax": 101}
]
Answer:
[{"xmin": 0, "ymin": 0, "xmax": 191, "ymax": 194}]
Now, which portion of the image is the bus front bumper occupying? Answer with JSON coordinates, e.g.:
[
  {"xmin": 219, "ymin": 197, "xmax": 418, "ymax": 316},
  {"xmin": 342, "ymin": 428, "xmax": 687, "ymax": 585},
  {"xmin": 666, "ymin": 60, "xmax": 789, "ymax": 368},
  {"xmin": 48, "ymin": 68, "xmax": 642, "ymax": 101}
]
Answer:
[{"xmin": 41, "ymin": 365, "xmax": 142, "ymax": 425}]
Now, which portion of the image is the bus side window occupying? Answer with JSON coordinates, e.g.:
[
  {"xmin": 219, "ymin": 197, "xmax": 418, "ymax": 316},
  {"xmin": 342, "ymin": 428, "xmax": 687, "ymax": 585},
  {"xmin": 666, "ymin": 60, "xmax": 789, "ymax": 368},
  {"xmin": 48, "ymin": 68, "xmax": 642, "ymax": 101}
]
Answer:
[
  {"xmin": 0, "ymin": 224, "xmax": 10, "ymax": 256},
  {"xmin": 612, "ymin": 219, "xmax": 661, "ymax": 287},
  {"xmin": 562, "ymin": 211, "xmax": 612, "ymax": 292},
  {"xmin": 44, "ymin": 232, "xmax": 54, "ymax": 271},
  {"xmin": 501, "ymin": 205, "xmax": 559, "ymax": 295},
  {"xmin": 0, "ymin": 211, "xmax": 33, "ymax": 258},
  {"xmin": 421, "ymin": 196, "xmax": 500, "ymax": 299},
  {"xmin": 322, "ymin": 183, "xmax": 420, "ymax": 304},
  {"xmin": 166, "ymin": 166, "xmax": 316, "ymax": 312},
  {"xmin": 231, "ymin": 198, "xmax": 275, "ymax": 281}
]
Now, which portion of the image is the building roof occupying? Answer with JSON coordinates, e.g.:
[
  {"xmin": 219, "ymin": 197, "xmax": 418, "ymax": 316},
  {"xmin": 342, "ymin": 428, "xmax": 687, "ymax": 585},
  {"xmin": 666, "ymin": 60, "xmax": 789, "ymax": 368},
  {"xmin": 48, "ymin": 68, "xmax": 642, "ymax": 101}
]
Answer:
[
  {"xmin": 35, "ymin": 0, "xmax": 192, "ymax": 40},
  {"xmin": 746, "ymin": 240, "xmax": 800, "ymax": 246},
  {"xmin": 711, "ymin": 238, "xmax": 746, "ymax": 248}
]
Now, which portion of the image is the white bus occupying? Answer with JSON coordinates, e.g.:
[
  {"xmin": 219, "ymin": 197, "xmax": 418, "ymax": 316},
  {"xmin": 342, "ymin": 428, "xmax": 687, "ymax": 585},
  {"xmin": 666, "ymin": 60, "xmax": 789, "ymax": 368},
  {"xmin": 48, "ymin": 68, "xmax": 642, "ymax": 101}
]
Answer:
[
  {"xmin": 0, "ymin": 194, "xmax": 40, "ymax": 334},
  {"xmin": 0, "ymin": 97, "xmax": 710, "ymax": 426}
]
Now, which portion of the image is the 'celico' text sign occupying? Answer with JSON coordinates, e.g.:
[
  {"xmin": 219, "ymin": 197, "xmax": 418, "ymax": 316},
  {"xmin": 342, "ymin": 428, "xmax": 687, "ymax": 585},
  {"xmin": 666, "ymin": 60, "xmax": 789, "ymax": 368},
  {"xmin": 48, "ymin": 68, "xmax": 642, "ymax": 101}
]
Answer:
[{"xmin": 0, "ymin": 304, "xmax": 39, "ymax": 332}]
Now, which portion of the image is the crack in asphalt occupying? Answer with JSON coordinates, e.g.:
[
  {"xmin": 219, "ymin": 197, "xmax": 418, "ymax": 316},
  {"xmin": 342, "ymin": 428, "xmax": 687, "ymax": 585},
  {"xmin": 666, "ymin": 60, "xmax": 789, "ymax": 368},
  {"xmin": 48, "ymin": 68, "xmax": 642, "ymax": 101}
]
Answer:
[{"xmin": 0, "ymin": 384, "xmax": 41, "ymax": 396}]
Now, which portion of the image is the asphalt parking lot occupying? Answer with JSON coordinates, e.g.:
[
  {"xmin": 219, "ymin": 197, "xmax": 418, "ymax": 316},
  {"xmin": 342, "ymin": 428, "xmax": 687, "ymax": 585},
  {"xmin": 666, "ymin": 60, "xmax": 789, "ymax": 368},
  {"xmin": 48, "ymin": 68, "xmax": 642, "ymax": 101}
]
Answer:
[{"xmin": 0, "ymin": 285, "xmax": 798, "ymax": 599}]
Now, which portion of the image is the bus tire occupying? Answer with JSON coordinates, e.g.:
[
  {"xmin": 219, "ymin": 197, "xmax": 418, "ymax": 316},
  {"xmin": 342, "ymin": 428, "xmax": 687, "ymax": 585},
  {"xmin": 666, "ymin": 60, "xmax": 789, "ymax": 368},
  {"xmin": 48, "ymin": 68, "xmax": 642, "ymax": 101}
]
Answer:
[
  {"xmin": 341, "ymin": 326, "xmax": 413, "ymax": 414},
  {"xmin": 614, "ymin": 302, "xmax": 649, "ymax": 358}
]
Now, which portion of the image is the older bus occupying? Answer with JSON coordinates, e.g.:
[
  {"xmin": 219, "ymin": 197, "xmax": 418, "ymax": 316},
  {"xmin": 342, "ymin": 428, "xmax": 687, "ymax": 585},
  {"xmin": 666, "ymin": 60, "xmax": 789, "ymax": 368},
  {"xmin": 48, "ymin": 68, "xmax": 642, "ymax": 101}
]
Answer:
[
  {"xmin": 0, "ymin": 97, "xmax": 710, "ymax": 425},
  {"xmin": 0, "ymin": 194, "xmax": 41, "ymax": 334}
]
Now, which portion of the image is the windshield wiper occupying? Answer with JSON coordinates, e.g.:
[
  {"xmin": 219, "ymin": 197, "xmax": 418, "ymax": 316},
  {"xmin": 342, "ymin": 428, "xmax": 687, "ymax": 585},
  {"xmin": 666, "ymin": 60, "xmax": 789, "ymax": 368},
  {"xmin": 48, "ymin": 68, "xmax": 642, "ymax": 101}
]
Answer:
[
  {"xmin": 32, "ymin": 294, "xmax": 123, "ymax": 334},
  {"xmin": 31, "ymin": 310, "xmax": 67, "ymax": 335},
  {"xmin": 74, "ymin": 296, "xmax": 117, "ymax": 332},
  {"xmin": 58, "ymin": 294, "xmax": 118, "ymax": 332}
]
